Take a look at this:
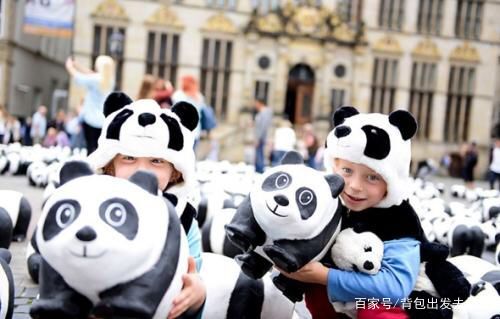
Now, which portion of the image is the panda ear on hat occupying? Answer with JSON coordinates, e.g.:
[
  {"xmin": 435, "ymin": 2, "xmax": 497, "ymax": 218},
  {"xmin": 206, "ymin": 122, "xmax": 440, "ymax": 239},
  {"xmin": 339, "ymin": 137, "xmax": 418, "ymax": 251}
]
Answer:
[
  {"xmin": 280, "ymin": 151, "xmax": 304, "ymax": 165},
  {"xmin": 103, "ymin": 92, "xmax": 133, "ymax": 117},
  {"xmin": 171, "ymin": 101, "xmax": 199, "ymax": 131},
  {"xmin": 332, "ymin": 106, "xmax": 359, "ymax": 127},
  {"xmin": 388, "ymin": 110, "xmax": 418, "ymax": 141},
  {"xmin": 325, "ymin": 174, "xmax": 345, "ymax": 198},
  {"xmin": 60, "ymin": 161, "xmax": 94, "ymax": 186},
  {"xmin": 128, "ymin": 171, "xmax": 158, "ymax": 195}
]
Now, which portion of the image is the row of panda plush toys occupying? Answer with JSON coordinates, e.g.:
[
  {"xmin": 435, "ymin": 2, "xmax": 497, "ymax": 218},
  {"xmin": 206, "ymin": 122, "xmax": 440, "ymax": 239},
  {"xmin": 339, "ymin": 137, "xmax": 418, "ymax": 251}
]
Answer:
[{"xmin": 0, "ymin": 100, "xmax": 498, "ymax": 318}]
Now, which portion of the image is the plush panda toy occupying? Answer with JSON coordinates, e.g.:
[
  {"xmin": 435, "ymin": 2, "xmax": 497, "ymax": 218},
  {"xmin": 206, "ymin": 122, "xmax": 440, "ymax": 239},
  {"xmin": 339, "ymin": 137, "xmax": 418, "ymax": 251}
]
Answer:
[
  {"xmin": 225, "ymin": 151, "xmax": 344, "ymax": 302},
  {"xmin": 30, "ymin": 161, "xmax": 191, "ymax": 319},
  {"xmin": 201, "ymin": 208, "xmax": 242, "ymax": 258},
  {"xmin": 0, "ymin": 248, "xmax": 14, "ymax": 319},
  {"xmin": 0, "ymin": 190, "xmax": 32, "ymax": 247},
  {"xmin": 199, "ymin": 252, "xmax": 295, "ymax": 318}
]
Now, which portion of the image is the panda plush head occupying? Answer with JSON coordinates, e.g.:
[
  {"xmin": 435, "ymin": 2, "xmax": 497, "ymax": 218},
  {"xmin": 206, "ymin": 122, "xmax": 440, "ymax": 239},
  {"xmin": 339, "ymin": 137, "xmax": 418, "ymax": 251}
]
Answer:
[
  {"xmin": 88, "ymin": 92, "xmax": 199, "ymax": 190},
  {"xmin": 36, "ymin": 161, "xmax": 184, "ymax": 302},
  {"xmin": 251, "ymin": 151, "xmax": 344, "ymax": 240},
  {"xmin": 325, "ymin": 106, "xmax": 417, "ymax": 208}
]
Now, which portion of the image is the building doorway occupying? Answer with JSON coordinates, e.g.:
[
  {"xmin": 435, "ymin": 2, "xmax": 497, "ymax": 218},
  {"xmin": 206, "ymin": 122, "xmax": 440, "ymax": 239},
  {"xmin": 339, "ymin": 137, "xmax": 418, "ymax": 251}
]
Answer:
[{"xmin": 284, "ymin": 64, "xmax": 315, "ymax": 125}]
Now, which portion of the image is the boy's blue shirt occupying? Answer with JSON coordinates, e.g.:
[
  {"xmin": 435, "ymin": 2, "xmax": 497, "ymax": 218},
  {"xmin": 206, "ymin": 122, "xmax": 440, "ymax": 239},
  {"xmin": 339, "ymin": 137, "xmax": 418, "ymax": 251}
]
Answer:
[
  {"xmin": 327, "ymin": 237, "xmax": 420, "ymax": 304},
  {"xmin": 187, "ymin": 219, "xmax": 202, "ymax": 271}
]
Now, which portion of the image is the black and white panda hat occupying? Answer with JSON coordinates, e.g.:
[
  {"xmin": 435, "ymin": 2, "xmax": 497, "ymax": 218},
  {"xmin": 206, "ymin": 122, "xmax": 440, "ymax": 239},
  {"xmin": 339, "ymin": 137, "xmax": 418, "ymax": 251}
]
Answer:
[
  {"xmin": 88, "ymin": 92, "xmax": 199, "ymax": 191},
  {"xmin": 325, "ymin": 106, "xmax": 417, "ymax": 208}
]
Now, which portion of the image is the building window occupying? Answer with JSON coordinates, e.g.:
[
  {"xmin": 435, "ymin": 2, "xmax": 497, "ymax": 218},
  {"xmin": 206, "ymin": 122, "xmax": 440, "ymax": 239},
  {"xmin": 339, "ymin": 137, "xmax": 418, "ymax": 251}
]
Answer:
[
  {"xmin": 378, "ymin": 0, "xmax": 404, "ymax": 30},
  {"xmin": 338, "ymin": 0, "xmax": 363, "ymax": 25},
  {"xmin": 251, "ymin": 0, "xmax": 279, "ymax": 13},
  {"xmin": 409, "ymin": 62, "xmax": 437, "ymax": 140},
  {"xmin": 206, "ymin": 0, "xmax": 237, "ymax": 10},
  {"xmin": 0, "ymin": 0, "xmax": 3, "ymax": 37},
  {"xmin": 370, "ymin": 57, "xmax": 398, "ymax": 114},
  {"xmin": 92, "ymin": 24, "xmax": 126, "ymax": 89},
  {"xmin": 146, "ymin": 31, "xmax": 179, "ymax": 87},
  {"xmin": 331, "ymin": 89, "xmax": 345, "ymax": 111},
  {"xmin": 454, "ymin": 0, "xmax": 484, "ymax": 39},
  {"xmin": 417, "ymin": 0, "xmax": 443, "ymax": 35},
  {"xmin": 254, "ymin": 81, "xmax": 269, "ymax": 104},
  {"xmin": 444, "ymin": 66, "xmax": 475, "ymax": 143},
  {"xmin": 200, "ymin": 38, "xmax": 233, "ymax": 119}
]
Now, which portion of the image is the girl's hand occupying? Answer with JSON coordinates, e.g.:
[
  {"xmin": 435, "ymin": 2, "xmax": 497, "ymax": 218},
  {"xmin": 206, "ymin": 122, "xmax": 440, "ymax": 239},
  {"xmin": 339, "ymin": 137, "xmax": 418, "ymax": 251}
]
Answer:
[
  {"xmin": 167, "ymin": 257, "xmax": 206, "ymax": 319},
  {"xmin": 279, "ymin": 261, "xmax": 329, "ymax": 285}
]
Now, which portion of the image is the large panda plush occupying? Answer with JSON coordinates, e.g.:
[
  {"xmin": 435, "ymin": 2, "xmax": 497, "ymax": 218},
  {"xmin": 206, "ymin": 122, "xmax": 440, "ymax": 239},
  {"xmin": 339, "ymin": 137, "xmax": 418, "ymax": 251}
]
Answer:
[
  {"xmin": 0, "ymin": 248, "xmax": 14, "ymax": 319},
  {"xmin": 225, "ymin": 151, "xmax": 344, "ymax": 302},
  {"xmin": 199, "ymin": 252, "xmax": 295, "ymax": 319},
  {"xmin": 0, "ymin": 190, "xmax": 32, "ymax": 247},
  {"xmin": 30, "ymin": 161, "xmax": 192, "ymax": 319}
]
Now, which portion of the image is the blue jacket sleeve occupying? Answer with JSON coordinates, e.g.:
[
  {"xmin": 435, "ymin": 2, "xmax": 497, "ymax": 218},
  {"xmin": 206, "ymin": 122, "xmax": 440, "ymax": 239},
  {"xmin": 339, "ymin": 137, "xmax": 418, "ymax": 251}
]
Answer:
[
  {"xmin": 327, "ymin": 238, "xmax": 420, "ymax": 304},
  {"xmin": 187, "ymin": 219, "xmax": 203, "ymax": 272}
]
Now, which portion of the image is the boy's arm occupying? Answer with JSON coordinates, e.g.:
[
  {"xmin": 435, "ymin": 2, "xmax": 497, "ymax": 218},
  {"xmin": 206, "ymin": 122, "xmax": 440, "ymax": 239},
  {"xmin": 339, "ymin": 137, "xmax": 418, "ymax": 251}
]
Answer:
[{"xmin": 327, "ymin": 238, "xmax": 420, "ymax": 304}]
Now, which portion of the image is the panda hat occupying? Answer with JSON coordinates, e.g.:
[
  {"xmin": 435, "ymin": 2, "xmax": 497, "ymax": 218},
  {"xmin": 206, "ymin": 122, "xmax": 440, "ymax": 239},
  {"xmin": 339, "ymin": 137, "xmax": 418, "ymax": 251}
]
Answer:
[
  {"xmin": 88, "ymin": 92, "xmax": 199, "ymax": 191},
  {"xmin": 325, "ymin": 106, "xmax": 417, "ymax": 208}
]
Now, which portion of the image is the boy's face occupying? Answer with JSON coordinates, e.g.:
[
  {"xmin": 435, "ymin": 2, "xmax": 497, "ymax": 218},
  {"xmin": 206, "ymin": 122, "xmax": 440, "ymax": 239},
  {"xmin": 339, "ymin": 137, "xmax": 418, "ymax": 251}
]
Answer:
[
  {"xmin": 112, "ymin": 154, "xmax": 174, "ymax": 191},
  {"xmin": 333, "ymin": 158, "xmax": 387, "ymax": 212}
]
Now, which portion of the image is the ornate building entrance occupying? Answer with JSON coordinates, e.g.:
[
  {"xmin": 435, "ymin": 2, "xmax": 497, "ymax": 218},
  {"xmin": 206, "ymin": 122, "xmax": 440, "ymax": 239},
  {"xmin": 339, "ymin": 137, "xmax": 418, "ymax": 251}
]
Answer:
[{"xmin": 285, "ymin": 64, "xmax": 315, "ymax": 124}]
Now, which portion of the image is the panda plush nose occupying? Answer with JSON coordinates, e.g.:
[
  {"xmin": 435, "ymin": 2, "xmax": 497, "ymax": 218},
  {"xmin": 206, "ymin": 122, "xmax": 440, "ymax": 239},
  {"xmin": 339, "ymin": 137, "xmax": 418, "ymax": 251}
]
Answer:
[
  {"xmin": 363, "ymin": 261, "xmax": 374, "ymax": 271},
  {"xmin": 75, "ymin": 226, "xmax": 97, "ymax": 242},
  {"xmin": 334, "ymin": 125, "xmax": 351, "ymax": 138},
  {"xmin": 274, "ymin": 195, "xmax": 289, "ymax": 206},
  {"xmin": 138, "ymin": 113, "xmax": 156, "ymax": 127}
]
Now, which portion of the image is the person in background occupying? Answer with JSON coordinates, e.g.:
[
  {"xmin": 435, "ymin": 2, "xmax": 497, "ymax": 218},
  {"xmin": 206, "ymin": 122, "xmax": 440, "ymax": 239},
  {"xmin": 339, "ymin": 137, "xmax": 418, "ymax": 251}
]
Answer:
[
  {"xmin": 462, "ymin": 141, "xmax": 478, "ymax": 189},
  {"xmin": 253, "ymin": 98, "xmax": 273, "ymax": 173},
  {"xmin": 302, "ymin": 123, "xmax": 319, "ymax": 169},
  {"xmin": 172, "ymin": 75, "xmax": 204, "ymax": 147},
  {"xmin": 153, "ymin": 78, "xmax": 174, "ymax": 109},
  {"xmin": 3, "ymin": 115, "xmax": 21, "ymax": 144},
  {"xmin": 30, "ymin": 105, "xmax": 48, "ymax": 145},
  {"xmin": 65, "ymin": 55, "xmax": 115, "ymax": 154},
  {"xmin": 137, "ymin": 74, "xmax": 157, "ymax": 100},
  {"xmin": 21, "ymin": 116, "xmax": 33, "ymax": 146},
  {"xmin": 270, "ymin": 117, "xmax": 296, "ymax": 166},
  {"xmin": 488, "ymin": 138, "xmax": 500, "ymax": 190}
]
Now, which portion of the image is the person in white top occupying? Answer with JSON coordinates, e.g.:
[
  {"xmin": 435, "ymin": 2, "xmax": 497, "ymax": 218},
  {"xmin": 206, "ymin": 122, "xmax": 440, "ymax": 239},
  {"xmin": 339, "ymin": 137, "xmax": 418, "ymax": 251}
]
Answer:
[
  {"xmin": 488, "ymin": 138, "xmax": 500, "ymax": 189},
  {"xmin": 271, "ymin": 118, "xmax": 296, "ymax": 166}
]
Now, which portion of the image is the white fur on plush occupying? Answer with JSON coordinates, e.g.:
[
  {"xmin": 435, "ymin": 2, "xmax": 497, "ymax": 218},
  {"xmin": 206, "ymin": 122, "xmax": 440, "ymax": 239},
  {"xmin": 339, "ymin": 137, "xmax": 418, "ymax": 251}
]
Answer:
[
  {"xmin": 325, "ymin": 111, "xmax": 413, "ymax": 208},
  {"xmin": 330, "ymin": 228, "xmax": 383, "ymax": 275}
]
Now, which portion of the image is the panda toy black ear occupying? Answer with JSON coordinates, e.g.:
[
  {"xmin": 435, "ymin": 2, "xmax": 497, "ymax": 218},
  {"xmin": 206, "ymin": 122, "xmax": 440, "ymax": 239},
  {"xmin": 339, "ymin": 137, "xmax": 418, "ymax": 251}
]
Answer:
[
  {"xmin": 388, "ymin": 110, "xmax": 418, "ymax": 141},
  {"xmin": 171, "ymin": 101, "xmax": 199, "ymax": 131},
  {"xmin": 103, "ymin": 92, "xmax": 133, "ymax": 117},
  {"xmin": 333, "ymin": 106, "xmax": 359, "ymax": 127},
  {"xmin": 60, "ymin": 161, "xmax": 94, "ymax": 186},
  {"xmin": 280, "ymin": 151, "xmax": 304, "ymax": 165},
  {"xmin": 325, "ymin": 174, "xmax": 345, "ymax": 198},
  {"xmin": 129, "ymin": 170, "xmax": 158, "ymax": 195}
]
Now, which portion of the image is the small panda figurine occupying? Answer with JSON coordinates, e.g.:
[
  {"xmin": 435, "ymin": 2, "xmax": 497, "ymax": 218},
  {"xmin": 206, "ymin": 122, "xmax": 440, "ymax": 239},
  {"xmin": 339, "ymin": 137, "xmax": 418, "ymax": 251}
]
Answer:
[
  {"xmin": 225, "ymin": 151, "xmax": 344, "ymax": 302},
  {"xmin": 201, "ymin": 208, "xmax": 242, "ymax": 258},
  {"xmin": 199, "ymin": 252, "xmax": 295, "ymax": 319},
  {"xmin": 30, "ymin": 161, "xmax": 191, "ymax": 319},
  {"xmin": 0, "ymin": 248, "xmax": 14, "ymax": 319},
  {"xmin": 0, "ymin": 190, "xmax": 32, "ymax": 247}
]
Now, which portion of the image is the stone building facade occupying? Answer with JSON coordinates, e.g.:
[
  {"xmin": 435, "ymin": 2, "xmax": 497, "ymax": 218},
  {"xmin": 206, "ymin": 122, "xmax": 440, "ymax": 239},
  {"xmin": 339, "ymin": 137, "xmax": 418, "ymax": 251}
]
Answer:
[{"xmin": 71, "ymin": 0, "xmax": 500, "ymax": 172}]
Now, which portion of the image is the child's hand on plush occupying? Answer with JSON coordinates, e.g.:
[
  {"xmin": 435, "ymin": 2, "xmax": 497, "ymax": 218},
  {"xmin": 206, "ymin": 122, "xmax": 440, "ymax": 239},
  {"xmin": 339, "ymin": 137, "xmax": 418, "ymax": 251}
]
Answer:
[
  {"xmin": 279, "ymin": 261, "xmax": 329, "ymax": 285},
  {"xmin": 168, "ymin": 257, "xmax": 206, "ymax": 319}
]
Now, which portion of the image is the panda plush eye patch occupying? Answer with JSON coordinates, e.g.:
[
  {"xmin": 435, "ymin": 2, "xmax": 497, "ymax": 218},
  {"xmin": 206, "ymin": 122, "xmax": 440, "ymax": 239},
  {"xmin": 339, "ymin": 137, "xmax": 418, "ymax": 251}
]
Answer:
[
  {"xmin": 106, "ymin": 109, "xmax": 134, "ymax": 140},
  {"xmin": 296, "ymin": 187, "xmax": 317, "ymax": 220},
  {"xmin": 160, "ymin": 114, "xmax": 184, "ymax": 151},
  {"xmin": 361, "ymin": 125, "xmax": 391, "ymax": 160},
  {"xmin": 43, "ymin": 198, "xmax": 139, "ymax": 241},
  {"xmin": 262, "ymin": 172, "xmax": 292, "ymax": 191}
]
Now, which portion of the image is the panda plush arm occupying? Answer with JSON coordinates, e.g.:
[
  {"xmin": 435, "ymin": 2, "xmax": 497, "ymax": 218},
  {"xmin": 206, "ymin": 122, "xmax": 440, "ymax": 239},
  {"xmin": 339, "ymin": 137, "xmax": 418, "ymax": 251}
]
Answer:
[
  {"xmin": 0, "ymin": 207, "xmax": 13, "ymax": 248},
  {"xmin": 263, "ymin": 207, "xmax": 342, "ymax": 273},
  {"xmin": 326, "ymin": 238, "xmax": 420, "ymax": 304},
  {"xmin": 30, "ymin": 259, "xmax": 93, "ymax": 319},
  {"xmin": 92, "ymin": 200, "xmax": 198, "ymax": 319},
  {"xmin": 225, "ymin": 196, "xmax": 266, "ymax": 253}
]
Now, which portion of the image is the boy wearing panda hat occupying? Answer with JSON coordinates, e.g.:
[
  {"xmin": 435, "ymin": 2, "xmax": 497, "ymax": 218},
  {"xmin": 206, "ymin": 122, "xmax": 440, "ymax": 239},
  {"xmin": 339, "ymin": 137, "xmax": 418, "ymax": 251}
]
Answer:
[
  {"xmin": 87, "ymin": 92, "xmax": 205, "ymax": 318},
  {"xmin": 279, "ymin": 107, "xmax": 470, "ymax": 319}
]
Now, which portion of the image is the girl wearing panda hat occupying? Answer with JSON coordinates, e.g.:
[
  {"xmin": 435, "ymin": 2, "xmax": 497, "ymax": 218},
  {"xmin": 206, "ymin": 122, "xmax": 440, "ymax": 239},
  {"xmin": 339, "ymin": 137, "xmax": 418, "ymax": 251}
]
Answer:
[
  {"xmin": 279, "ymin": 107, "xmax": 470, "ymax": 319},
  {"xmin": 87, "ymin": 92, "xmax": 205, "ymax": 318}
]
